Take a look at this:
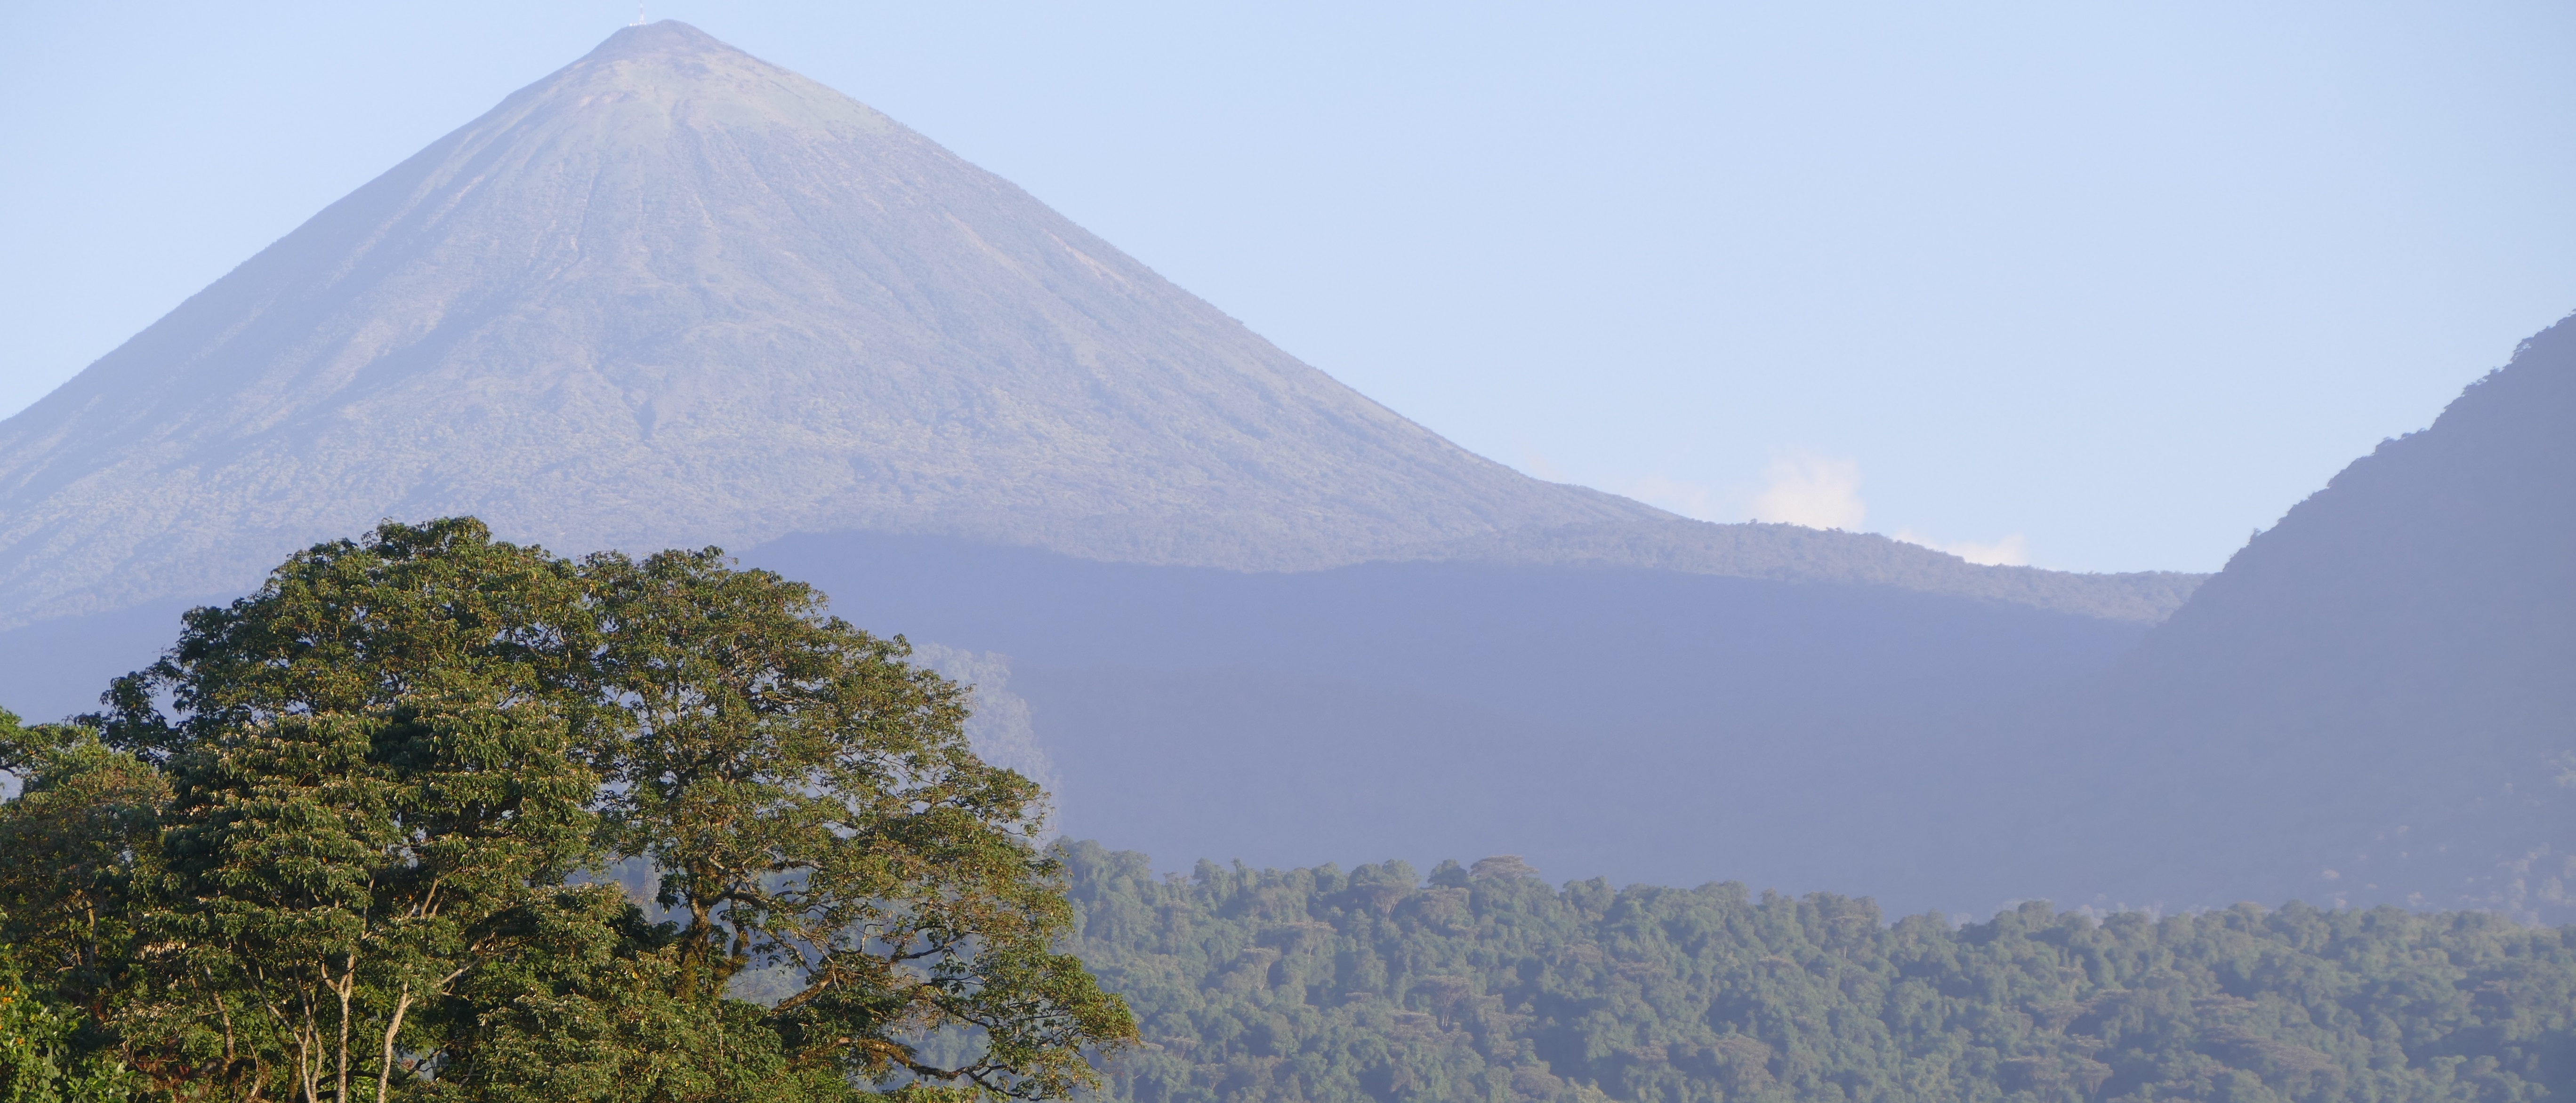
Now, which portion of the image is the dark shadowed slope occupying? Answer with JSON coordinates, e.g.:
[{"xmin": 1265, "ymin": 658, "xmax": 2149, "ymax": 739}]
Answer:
[
  {"xmin": 1996, "ymin": 315, "xmax": 2576, "ymax": 922},
  {"xmin": 0, "ymin": 21, "xmax": 2188, "ymax": 632},
  {"xmin": 740, "ymin": 531, "xmax": 2155, "ymax": 900}
]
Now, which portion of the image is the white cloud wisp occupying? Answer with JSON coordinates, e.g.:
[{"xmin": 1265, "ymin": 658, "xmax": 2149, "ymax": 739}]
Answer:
[
  {"xmin": 1748, "ymin": 456, "xmax": 1867, "ymax": 530},
  {"xmin": 1600, "ymin": 453, "xmax": 2034, "ymax": 567}
]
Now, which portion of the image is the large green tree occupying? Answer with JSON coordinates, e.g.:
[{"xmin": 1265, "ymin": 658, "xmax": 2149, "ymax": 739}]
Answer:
[
  {"xmin": 90, "ymin": 520, "xmax": 609, "ymax": 1101},
  {"xmin": 582, "ymin": 548, "xmax": 1133, "ymax": 1099},
  {"xmin": 1, "ymin": 518, "xmax": 1131, "ymax": 1102}
]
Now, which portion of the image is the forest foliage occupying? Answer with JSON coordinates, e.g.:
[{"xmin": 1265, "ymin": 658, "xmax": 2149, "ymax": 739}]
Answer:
[
  {"xmin": 1063, "ymin": 845, "xmax": 2574, "ymax": 1103},
  {"xmin": 0, "ymin": 518, "xmax": 1133, "ymax": 1103}
]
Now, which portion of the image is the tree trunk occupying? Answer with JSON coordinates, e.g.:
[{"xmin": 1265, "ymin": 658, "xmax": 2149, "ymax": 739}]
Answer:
[
  {"xmin": 335, "ymin": 966, "xmax": 356, "ymax": 1103},
  {"xmin": 376, "ymin": 990, "xmax": 415, "ymax": 1103}
]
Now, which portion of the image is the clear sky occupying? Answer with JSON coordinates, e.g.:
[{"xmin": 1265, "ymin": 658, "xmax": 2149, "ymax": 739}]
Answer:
[{"xmin": 4, "ymin": 2, "xmax": 2570, "ymax": 573}]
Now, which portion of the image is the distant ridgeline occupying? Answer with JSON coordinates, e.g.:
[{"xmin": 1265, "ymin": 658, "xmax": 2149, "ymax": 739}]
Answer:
[{"xmin": 1063, "ymin": 844, "xmax": 2576, "ymax": 1103}]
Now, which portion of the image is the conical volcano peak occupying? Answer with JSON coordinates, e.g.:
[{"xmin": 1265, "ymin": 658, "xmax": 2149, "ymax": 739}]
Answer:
[
  {"xmin": 0, "ymin": 21, "xmax": 2188, "ymax": 631},
  {"xmin": 486, "ymin": 19, "xmax": 902, "ymax": 145},
  {"xmin": 587, "ymin": 19, "xmax": 733, "ymax": 60},
  {"xmin": 0, "ymin": 20, "xmax": 1670, "ymax": 624},
  {"xmin": 553, "ymin": 19, "xmax": 825, "ymax": 101}
]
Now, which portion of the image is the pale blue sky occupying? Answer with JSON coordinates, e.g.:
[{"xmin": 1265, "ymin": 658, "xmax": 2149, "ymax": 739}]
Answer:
[{"xmin": 4, "ymin": 2, "xmax": 2570, "ymax": 572}]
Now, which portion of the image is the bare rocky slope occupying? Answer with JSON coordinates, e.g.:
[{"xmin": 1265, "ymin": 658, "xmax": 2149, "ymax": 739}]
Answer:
[{"xmin": 0, "ymin": 21, "xmax": 2188, "ymax": 631}]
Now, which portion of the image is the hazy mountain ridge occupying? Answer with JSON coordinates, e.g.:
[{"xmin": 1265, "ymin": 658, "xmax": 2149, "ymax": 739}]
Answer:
[
  {"xmin": 0, "ymin": 20, "xmax": 2191, "ymax": 631},
  {"xmin": 1414, "ymin": 520, "xmax": 2203, "ymax": 623},
  {"xmin": 732, "ymin": 528, "xmax": 2167, "ymax": 896},
  {"xmin": 1995, "ymin": 313, "xmax": 2576, "ymax": 923}
]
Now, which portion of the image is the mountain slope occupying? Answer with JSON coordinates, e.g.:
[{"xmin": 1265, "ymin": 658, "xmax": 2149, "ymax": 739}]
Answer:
[
  {"xmin": 0, "ymin": 21, "xmax": 2191, "ymax": 631},
  {"xmin": 2007, "ymin": 314, "xmax": 2576, "ymax": 921},
  {"xmin": 737, "ymin": 530, "xmax": 2158, "ymax": 891},
  {"xmin": 0, "ymin": 21, "xmax": 1669, "ymax": 625}
]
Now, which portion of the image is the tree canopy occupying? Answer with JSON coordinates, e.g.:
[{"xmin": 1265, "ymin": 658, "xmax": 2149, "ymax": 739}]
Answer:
[
  {"xmin": 0, "ymin": 518, "xmax": 1134, "ymax": 1103},
  {"xmin": 1063, "ymin": 845, "xmax": 2575, "ymax": 1103}
]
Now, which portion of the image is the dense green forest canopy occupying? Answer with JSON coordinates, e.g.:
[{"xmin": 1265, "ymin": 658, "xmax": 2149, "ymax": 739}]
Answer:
[
  {"xmin": 1062, "ymin": 845, "xmax": 2574, "ymax": 1103},
  {"xmin": 0, "ymin": 518, "xmax": 1134, "ymax": 1103}
]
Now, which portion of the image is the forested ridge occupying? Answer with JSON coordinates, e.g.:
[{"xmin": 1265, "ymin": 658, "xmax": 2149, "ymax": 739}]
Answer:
[{"xmin": 1063, "ymin": 845, "xmax": 2575, "ymax": 1103}]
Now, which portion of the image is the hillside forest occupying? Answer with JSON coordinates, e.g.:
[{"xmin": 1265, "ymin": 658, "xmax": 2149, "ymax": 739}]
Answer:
[{"xmin": 1065, "ymin": 846, "xmax": 2575, "ymax": 1103}]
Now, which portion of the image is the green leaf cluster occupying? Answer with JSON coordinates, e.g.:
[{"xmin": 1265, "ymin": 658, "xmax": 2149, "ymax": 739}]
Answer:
[
  {"xmin": 0, "ymin": 518, "xmax": 1134, "ymax": 1103},
  {"xmin": 1063, "ymin": 845, "xmax": 2576, "ymax": 1103}
]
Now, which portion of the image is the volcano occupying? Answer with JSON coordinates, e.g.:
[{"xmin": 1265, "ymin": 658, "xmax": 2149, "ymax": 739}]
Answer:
[
  {"xmin": 0, "ymin": 21, "xmax": 1662, "ymax": 623},
  {"xmin": 0, "ymin": 21, "xmax": 2184, "ymax": 629}
]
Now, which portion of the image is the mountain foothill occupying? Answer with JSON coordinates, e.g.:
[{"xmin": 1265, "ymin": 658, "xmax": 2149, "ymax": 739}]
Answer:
[{"xmin": 0, "ymin": 21, "xmax": 2568, "ymax": 1099}]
